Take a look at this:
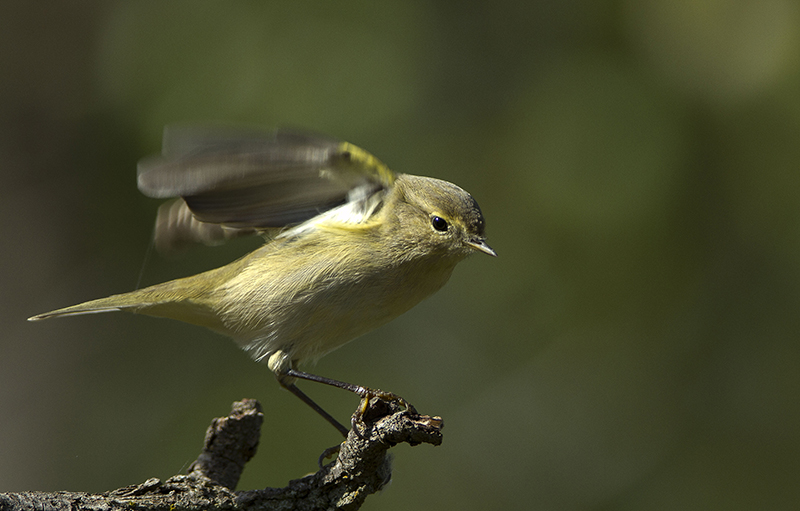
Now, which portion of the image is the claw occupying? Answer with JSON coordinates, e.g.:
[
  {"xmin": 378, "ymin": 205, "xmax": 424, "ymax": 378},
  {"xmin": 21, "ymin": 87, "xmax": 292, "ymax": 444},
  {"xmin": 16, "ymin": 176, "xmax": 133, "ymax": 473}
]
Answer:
[
  {"xmin": 349, "ymin": 387, "xmax": 416, "ymax": 436},
  {"xmin": 318, "ymin": 443, "xmax": 342, "ymax": 469}
]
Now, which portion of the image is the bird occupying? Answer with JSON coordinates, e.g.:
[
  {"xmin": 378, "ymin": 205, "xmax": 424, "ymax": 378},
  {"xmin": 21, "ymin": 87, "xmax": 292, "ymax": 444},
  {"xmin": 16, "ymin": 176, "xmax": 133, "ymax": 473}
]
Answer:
[{"xmin": 29, "ymin": 126, "xmax": 495, "ymax": 436}]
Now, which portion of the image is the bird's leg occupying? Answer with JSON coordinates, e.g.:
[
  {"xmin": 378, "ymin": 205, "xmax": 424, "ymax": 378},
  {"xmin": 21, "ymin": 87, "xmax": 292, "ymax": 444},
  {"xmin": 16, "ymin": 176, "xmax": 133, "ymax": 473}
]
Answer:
[
  {"xmin": 276, "ymin": 378, "xmax": 350, "ymax": 468},
  {"xmin": 279, "ymin": 379, "xmax": 350, "ymax": 438},
  {"xmin": 270, "ymin": 350, "xmax": 350, "ymax": 438},
  {"xmin": 284, "ymin": 367, "xmax": 417, "ymax": 433},
  {"xmin": 269, "ymin": 350, "xmax": 415, "ymax": 440}
]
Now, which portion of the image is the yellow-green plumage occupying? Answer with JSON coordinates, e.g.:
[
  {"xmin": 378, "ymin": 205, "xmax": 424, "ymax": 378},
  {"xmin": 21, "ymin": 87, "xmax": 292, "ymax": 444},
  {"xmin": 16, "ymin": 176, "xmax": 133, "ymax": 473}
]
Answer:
[
  {"xmin": 30, "ymin": 173, "xmax": 492, "ymax": 373},
  {"xmin": 29, "ymin": 128, "xmax": 494, "ymax": 434}
]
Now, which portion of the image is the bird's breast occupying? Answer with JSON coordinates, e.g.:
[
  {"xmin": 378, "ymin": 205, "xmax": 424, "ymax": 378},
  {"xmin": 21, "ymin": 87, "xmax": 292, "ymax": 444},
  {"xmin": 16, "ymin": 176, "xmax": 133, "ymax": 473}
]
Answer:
[{"xmin": 217, "ymin": 244, "xmax": 459, "ymax": 364}]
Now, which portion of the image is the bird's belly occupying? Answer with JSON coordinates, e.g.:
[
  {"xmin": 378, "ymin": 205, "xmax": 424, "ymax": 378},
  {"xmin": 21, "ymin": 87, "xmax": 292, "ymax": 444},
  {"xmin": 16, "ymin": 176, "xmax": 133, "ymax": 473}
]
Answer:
[{"xmin": 224, "ymin": 258, "xmax": 457, "ymax": 365}]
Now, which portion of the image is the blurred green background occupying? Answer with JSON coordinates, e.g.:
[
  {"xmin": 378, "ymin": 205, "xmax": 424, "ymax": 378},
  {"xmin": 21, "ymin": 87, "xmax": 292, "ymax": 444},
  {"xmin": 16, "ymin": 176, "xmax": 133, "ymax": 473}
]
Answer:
[{"xmin": 2, "ymin": 1, "xmax": 800, "ymax": 509}]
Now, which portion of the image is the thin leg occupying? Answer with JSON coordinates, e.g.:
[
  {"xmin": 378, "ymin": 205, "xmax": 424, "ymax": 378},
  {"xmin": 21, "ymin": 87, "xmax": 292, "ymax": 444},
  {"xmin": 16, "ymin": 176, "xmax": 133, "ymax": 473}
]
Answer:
[
  {"xmin": 279, "ymin": 367, "xmax": 416, "ymax": 440},
  {"xmin": 281, "ymin": 380, "xmax": 350, "ymax": 438},
  {"xmin": 285, "ymin": 367, "xmax": 417, "ymax": 425},
  {"xmin": 285, "ymin": 368, "xmax": 414, "ymax": 411},
  {"xmin": 285, "ymin": 368, "xmax": 368, "ymax": 395}
]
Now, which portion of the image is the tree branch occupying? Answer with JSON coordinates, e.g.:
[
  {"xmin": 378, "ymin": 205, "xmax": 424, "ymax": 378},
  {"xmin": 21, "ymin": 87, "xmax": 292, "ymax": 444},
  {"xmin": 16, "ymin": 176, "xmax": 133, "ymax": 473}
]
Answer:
[{"xmin": 0, "ymin": 398, "xmax": 443, "ymax": 511}]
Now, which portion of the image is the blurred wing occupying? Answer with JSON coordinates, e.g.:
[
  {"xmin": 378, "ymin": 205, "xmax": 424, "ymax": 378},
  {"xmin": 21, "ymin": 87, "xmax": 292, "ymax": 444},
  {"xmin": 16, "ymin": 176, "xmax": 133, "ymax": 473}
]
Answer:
[
  {"xmin": 137, "ymin": 126, "xmax": 396, "ymax": 251},
  {"xmin": 151, "ymin": 198, "xmax": 258, "ymax": 255}
]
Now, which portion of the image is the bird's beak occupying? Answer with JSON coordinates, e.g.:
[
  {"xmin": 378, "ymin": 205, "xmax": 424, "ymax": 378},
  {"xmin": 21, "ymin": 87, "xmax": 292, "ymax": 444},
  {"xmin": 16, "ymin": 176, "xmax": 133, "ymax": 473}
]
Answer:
[{"xmin": 465, "ymin": 238, "xmax": 497, "ymax": 257}]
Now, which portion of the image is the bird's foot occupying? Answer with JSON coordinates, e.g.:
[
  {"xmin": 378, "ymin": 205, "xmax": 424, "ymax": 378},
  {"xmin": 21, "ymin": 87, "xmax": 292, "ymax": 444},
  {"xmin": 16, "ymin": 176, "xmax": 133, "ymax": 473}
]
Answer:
[{"xmin": 350, "ymin": 388, "xmax": 417, "ymax": 437}]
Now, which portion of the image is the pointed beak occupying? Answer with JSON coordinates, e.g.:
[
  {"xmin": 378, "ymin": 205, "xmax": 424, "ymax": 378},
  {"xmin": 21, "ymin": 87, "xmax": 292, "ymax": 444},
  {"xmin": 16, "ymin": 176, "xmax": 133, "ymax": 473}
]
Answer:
[{"xmin": 465, "ymin": 238, "xmax": 497, "ymax": 257}]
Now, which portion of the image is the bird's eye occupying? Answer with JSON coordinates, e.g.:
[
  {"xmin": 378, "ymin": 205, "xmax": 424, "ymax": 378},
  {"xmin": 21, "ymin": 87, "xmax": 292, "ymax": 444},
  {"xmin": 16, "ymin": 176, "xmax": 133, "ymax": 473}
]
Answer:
[{"xmin": 431, "ymin": 216, "xmax": 449, "ymax": 232}]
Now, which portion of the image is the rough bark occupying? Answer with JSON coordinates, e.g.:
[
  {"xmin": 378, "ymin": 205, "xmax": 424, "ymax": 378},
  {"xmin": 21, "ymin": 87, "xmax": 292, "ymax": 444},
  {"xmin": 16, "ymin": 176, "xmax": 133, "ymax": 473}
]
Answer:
[{"xmin": 0, "ymin": 398, "xmax": 443, "ymax": 511}]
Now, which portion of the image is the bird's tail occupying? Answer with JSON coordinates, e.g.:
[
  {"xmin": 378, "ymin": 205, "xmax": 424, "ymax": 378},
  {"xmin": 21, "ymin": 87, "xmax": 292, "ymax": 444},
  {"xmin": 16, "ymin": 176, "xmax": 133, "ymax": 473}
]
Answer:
[{"xmin": 28, "ymin": 274, "xmax": 226, "ymax": 332}]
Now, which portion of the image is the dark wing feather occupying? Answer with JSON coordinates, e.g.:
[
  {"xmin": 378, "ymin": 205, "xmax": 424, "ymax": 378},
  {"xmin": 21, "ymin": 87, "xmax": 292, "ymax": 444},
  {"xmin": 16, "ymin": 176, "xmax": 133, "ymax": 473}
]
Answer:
[{"xmin": 136, "ymin": 125, "xmax": 396, "ymax": 251}]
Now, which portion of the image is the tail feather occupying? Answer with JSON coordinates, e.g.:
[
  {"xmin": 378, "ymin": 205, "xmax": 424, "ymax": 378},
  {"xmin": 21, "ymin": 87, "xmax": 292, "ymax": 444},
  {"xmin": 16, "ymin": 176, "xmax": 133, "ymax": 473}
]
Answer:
[
  {"xmin": 28, "ymin": 304, "xmax": 124, "ymax": 321},
  {"xmin": 28, "ymin": 275, "xmax": 227, "ymax": 333},
  {"xmin": 28, "ymin": 292, "xmax": 153, "ymax": 321}
]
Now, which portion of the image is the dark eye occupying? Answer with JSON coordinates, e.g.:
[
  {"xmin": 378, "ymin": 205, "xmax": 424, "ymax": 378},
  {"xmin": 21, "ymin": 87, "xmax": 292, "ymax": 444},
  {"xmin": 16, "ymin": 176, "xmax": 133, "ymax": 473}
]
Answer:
[{"xmin": 431, "ymin": 216, "xmax": 449, "ymax": 232}]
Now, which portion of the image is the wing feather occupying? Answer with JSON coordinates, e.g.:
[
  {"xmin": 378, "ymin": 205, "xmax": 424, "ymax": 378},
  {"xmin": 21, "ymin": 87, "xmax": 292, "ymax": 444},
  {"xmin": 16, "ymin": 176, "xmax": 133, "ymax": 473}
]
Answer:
[{"xmin": 136, "ymin": 126, "xmax": 396, "ymax": 252}]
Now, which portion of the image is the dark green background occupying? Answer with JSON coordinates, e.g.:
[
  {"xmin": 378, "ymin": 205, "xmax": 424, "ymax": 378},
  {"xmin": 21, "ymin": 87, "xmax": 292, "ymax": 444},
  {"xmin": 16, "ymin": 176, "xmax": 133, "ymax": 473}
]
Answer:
[{"xmin": 2, "ymin": 2, "xmax": 799, "ymax": 509}]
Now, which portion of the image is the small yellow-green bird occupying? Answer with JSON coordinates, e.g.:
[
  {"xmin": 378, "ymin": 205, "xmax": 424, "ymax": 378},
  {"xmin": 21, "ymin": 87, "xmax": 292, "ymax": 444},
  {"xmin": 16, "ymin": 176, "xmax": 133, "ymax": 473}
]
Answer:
[{"xmin": 29, "ymin": 126, "xmax": 495, "ymax": 436}]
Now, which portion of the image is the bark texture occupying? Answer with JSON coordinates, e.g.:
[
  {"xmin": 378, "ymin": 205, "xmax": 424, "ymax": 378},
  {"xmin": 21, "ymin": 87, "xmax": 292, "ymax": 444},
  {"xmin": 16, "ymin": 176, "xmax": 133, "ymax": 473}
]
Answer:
[{"xmin": 0, "ymin": 398, "xmax": 443, "ymax": 511}]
